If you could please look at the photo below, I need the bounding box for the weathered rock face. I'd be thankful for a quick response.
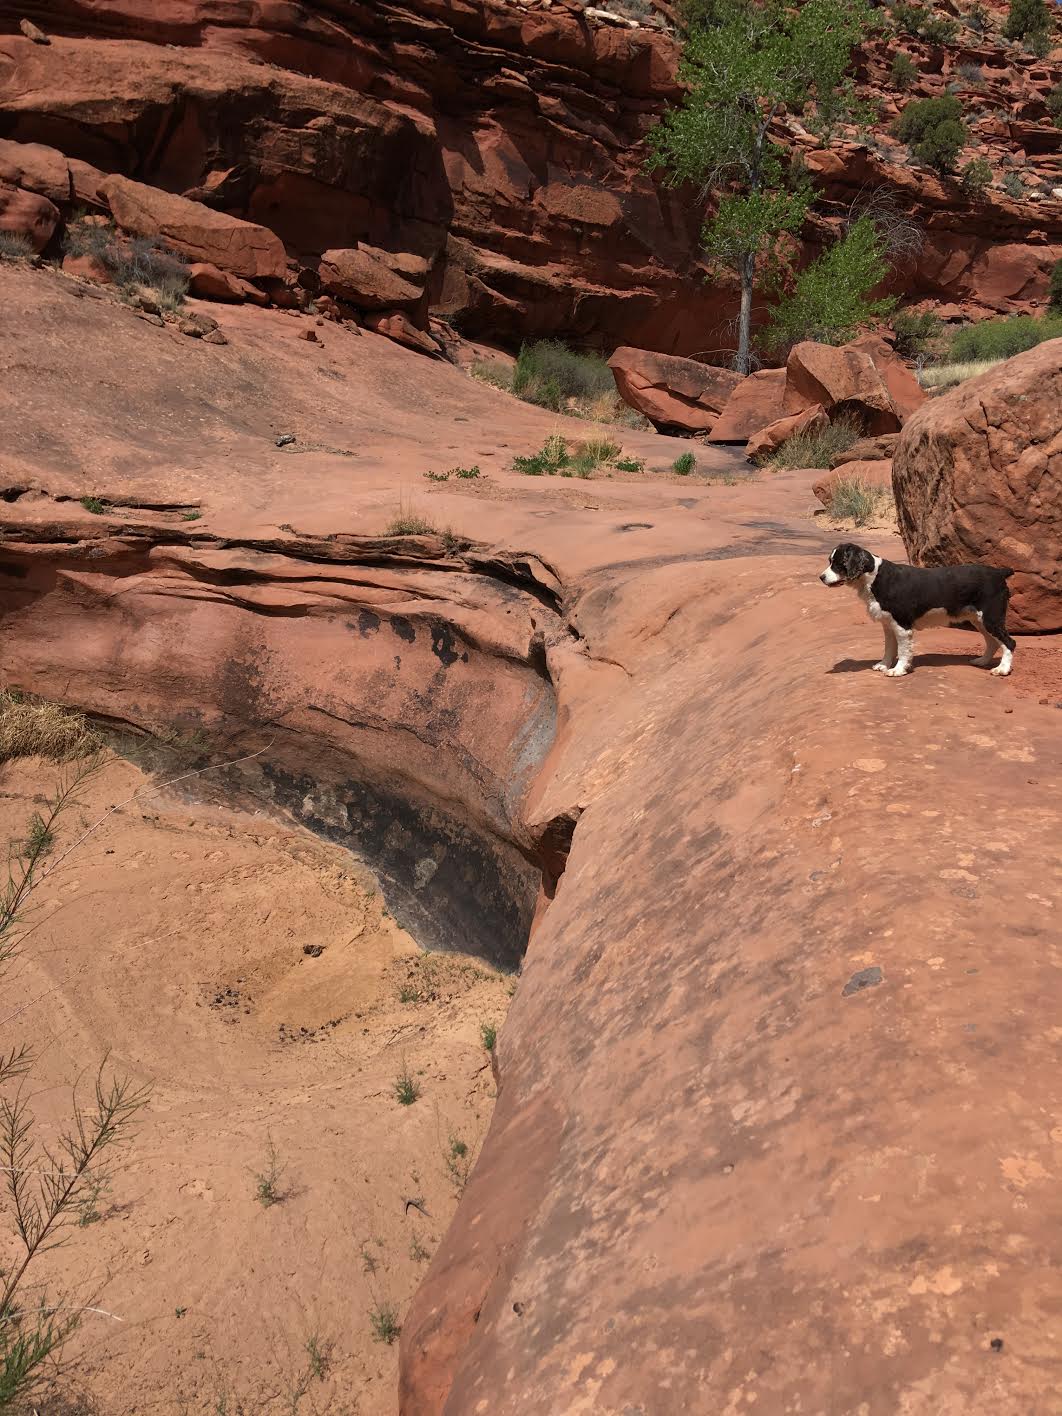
[4,1,1058,351]
[608,347,742,432]
[893,338,1062,630]
[706,367,787,443]
[783,341,905,435]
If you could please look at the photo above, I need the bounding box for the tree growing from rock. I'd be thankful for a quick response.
[895,95,967,173]
[647,0,873,373]
[763,216,896,352]
[1004,0,1053,51]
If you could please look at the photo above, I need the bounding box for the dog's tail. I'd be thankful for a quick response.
[1000,567,1017,579]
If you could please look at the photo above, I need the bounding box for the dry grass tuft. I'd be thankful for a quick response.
[0,691,99,763]
[918,358,1003,391]
[823,476,890,527]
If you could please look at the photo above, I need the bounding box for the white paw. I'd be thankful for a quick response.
[872,661,890,673]
[884,664,911,678]
[990,662,1012,677]
[971,655,995,668]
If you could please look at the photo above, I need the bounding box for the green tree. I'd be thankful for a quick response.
[1004,0,1051,43]
[763,217,896,352]
[895,94,967,173]
[647,0,873,373]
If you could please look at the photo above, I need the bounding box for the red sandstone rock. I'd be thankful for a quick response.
[319,246,429,310]
[188,262,246,302]
[848,334,926,422]
[296,327,319,343]
[608,348,742,433]
[365,310,440,357]
[745,403,828,461]
[19,17,48,44]
[0,138,105,207]
[100,175,287,280]
[706,368,786,442]
[829,432,900,468]
[812,458,894,507]
[783,342,901,435]
[894,340,1062,631]
[0,180,58,252]
[62,252,111,283]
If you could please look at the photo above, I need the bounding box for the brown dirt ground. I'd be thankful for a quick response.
[0,753,510,1415]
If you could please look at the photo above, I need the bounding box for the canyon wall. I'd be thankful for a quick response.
[2,0,1061,358]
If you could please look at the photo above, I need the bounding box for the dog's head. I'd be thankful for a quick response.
[820,543,876,586]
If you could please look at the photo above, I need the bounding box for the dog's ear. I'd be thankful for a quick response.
[842,544,874,579]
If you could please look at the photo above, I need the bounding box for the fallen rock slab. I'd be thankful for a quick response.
[893,338,1062,630]
[319,245,429,310]
[608,347,742,433]
[365,310,440,357]
[705,367,786,442]
[745,403,827,461]
[101,174,287,280]
[849,333,925,423]
[829,432,900,468]
[812,458,893,507]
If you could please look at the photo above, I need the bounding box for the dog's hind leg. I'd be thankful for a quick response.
[971,612,999,668]
[884,623,914,677]
[872,619,898,673]
[985,616,1015,677]
[977,596,1015,676]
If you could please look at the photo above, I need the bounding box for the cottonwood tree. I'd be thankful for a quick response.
[648,0,873,372]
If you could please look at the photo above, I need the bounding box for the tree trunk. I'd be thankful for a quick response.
[734,252,755,375]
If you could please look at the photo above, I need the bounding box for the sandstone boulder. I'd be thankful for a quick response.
[100,175,287,280]
[812,459,894,508]
[829,432,900,468]
[705,368,786,442]
[849,334,926,423]
[0,180,58,251]
[608,348,742,433]
[62,252,111,283]
[783,341,901,435]
[745,403,828,461]
[893,339,1062,630]
[188,262,247,302]
[319,245,429,311]
[364,310,441,357]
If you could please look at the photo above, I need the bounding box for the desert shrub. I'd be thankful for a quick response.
[960,155,993,194]
[62,216,189,305]
[891,307,943,357]
[948,312,1062,361]
[512,435,623,478]
[763,217,895,352]
[893,2,927,35]
[511,341,614,410]
[1049,259,1062,313]
[470,360,513,391]
[965,1,990,32]
[1000,171,1025,199]
[614,455,645,472]
[387,513,437,535]
[890,51,918,90]
[895,94,966,172]
[955,62,985,85]
[1045,82,1062,129]
[672,451,697,475]
[765,413,863,469]
[825,475,888,525]
[921,13,960,42]
[1003,0,1051,43]
[0,231,34,261]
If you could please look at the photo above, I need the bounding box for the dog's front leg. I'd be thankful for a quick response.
[872,619,898,673]
[884,623,914,677]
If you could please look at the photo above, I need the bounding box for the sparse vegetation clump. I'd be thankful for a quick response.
[369,1302,400,1345]
[1049,259,1062,314]
[672,451,697,475]
[895,94,966,173]
[480,1021,497,1052]
[1048,83,1062,129]
[80,495,106,515]
[890,51,918,90]
[511,340,615,412]
[960,156,993,195]
[918,358,1003,390]
[764,413,863,469]
[823,475,889,525]
[0,231,34,261]
[253,1136,286,1207]
[891,308,943,358]
[394,1067,420,1106]
[512,435,627,479]
[1003,0,1052,48]
[0,691,99,764]
[386,509,437,536]
[948,312,1062,362]
[1000,171,1025,200]
[63,215,190,308]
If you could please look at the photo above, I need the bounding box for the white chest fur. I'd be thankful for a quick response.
[855,558,885,622]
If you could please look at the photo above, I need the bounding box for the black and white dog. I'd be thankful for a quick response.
[820,543,1016,678]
